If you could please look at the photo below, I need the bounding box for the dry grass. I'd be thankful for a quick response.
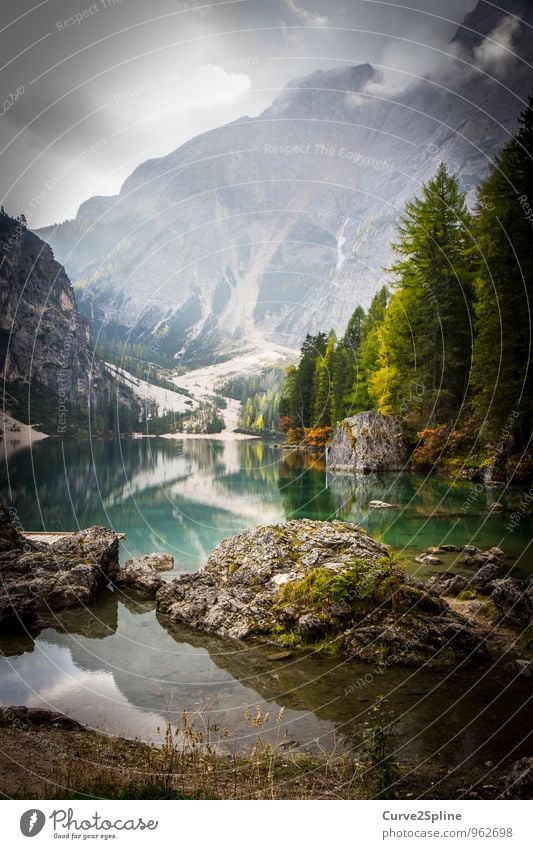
[0,707,360,800]
[0,704,514,800]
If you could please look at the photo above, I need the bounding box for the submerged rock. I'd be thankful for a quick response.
[415,553,443,565]
[156,519,487,666]
[0,505,119,634]
[326,411,406,473]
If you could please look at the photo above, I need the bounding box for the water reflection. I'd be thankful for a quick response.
[1,437,531,571]
[0,591,530,768]
[1,437,532,763]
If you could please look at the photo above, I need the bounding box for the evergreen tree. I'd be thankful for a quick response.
[348,287,389,413]
[331,305,366,421]
[370,164,474,425]
[312,330,336,427]
[471,97,533,449]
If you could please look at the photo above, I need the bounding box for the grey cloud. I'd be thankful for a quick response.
[0,0,479,226]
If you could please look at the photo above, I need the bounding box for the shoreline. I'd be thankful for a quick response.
[0,706,524,800]
[0,412,48,459]
[158,430,260,442]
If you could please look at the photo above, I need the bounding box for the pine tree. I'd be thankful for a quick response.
[348,287,389,413]
[370,164,474,425]
[312,330,336,427]
[332,305,366,421]
[471,97,533,449]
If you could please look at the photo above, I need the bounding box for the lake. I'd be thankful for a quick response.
[0,437,531,767]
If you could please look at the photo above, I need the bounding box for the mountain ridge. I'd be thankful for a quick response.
[37,0,533,367]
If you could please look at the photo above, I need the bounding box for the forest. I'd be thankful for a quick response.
[279,97,533,477]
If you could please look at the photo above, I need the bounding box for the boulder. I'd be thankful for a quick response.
[156,519,488,667]
[490,578,533,624]
[503,757,533,799]
[326,411,406,473]
[460,549,504,569]
[415,554,443,565]
[0,705,81,729]
[114,556,167,597]
[427,572,468,597]
[470,563,503,590]
[128,553,174,572]
[0,505,119,634]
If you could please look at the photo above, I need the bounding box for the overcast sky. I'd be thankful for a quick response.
[0,0,479,227]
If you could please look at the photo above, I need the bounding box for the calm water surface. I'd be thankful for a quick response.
[0,438,531,766]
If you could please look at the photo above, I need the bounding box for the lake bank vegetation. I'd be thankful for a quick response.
[280,100,533,481]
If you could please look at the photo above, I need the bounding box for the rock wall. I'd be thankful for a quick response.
[0,214,99,404]
[0,211,139,428]
[326,411,406,473]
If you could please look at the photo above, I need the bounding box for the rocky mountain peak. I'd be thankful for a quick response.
[36,1,533,366]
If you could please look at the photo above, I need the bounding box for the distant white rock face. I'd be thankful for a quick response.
[327,411,406,473]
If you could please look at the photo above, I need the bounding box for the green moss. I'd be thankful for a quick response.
[266,626,342,655]
[311,636,343,656]
[228,561,240,574]
[457,588,480,601]
[268,625,302,648]
[478,599,500,620]
[276,556,440,619]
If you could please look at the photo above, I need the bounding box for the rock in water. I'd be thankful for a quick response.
[114,555,170,596]
[132,553,174,572]
[0,505,119,634]
[156,519,487,666]
[327,412,406,473]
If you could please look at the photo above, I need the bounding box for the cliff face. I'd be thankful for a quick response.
[326,412,406,473]
[0,212,136,430]
[38,0,533,364]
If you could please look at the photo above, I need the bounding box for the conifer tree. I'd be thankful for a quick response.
[371,164,474,425]
[471,97,533,449]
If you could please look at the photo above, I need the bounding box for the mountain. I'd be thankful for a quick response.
[0,210,138,432]
[38,0,533,367]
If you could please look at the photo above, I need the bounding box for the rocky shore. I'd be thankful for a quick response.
[0,505,119,634]
[0,705,530,800]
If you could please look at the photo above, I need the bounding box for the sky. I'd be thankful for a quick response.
[0,0,480,227]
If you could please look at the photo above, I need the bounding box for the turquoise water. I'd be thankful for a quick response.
[2,437,532,573]
[0,437,531,764]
